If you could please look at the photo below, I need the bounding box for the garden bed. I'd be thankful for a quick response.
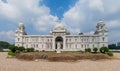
[15,52,112,62]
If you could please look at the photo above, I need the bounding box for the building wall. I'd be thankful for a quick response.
[15,34,108,51]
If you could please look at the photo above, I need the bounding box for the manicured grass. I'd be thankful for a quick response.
[8,51,15,56]
[112,51,120,53]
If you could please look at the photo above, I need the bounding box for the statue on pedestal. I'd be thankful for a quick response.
[56,42,61,53]
[57,42,61,49]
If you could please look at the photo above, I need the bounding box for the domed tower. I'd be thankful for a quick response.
[15,22,27,35]
[15,22,27,47]
[95,21,108,35]
[95,21,108,47]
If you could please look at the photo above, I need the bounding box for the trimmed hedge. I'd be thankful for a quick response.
[8,45,18,53]
[93,48,98,53]
[18,46,25,52]
[106,52,113,56]
[85,48,91,53]
[100,47,109,53]
[26,48,34,52]
[0,48,3,52]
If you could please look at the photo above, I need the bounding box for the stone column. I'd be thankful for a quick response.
[63,36,66,50]
[52,37,55,50]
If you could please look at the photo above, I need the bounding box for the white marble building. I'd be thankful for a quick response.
[15,21,108,51]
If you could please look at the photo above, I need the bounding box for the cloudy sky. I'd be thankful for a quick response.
[0,0,120,44]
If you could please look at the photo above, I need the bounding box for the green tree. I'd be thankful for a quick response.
[18,46,25,52]
[93,48,98,53]
[8,45,18,53]
[108,44,116,49]
[26,48,34,52]
[0,41,10,49]
[100,47,109,53]
[85,48,91,53]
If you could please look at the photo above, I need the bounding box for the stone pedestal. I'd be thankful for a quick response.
[56,50,61,53]
[56,42,61,53]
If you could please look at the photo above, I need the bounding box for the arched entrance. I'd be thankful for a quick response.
[55,36,63,49]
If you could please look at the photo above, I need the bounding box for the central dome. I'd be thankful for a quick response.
[54,21,65,30]
[51,21,68,34]
[54,24,65,30]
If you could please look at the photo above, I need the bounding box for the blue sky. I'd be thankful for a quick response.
[42,0,77,19]
[0,0,120,44]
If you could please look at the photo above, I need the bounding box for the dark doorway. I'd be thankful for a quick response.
[55,36,63,49]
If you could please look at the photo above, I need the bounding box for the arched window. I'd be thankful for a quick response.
[36,44,38,48]
[69,39,71,42]
[93,44,94,47]
[87,44,89,48]
[81,44,83,48]
[102,37,105,41]
[75,44,77,48]
[18,38,20,41]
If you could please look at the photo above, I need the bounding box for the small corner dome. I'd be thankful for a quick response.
[54,22,65,30]
[19,22,24,27]
[98,20,104,24]
[97,20,105,26]
[98,20,104,23]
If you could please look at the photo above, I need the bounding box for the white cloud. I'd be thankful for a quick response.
[103,0,120,14]
[0,31,15,44]
[89,0,104,12]
[0,0,58,32]
[0,0,20,19]
[89,0,120,14]
[35,15,58,32]
[106,20,120,43]
[63,0,87,34]
[106,20,120,29]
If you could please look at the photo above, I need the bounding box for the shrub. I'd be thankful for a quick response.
[18,46,25,52]
[15,50,20,54]
[8,45,18,53]
[100,47,109,53]
[0,48,3,52]
[54,50,56,52]
[26,48,30,52]
[93,48,98,53]
[85,49,87,52]
[85,48,91,53]
[42,50,45,52]
[87,48,91,52]
[8,51,15,56]
[26,48,34,52]
[35,50,39,52]
[106,52,113,56]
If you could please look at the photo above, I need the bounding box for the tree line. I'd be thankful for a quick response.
[108,44,120,50]
[0,41,12,51]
